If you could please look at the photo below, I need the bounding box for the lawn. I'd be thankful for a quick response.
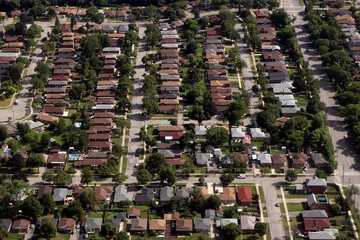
[0,96,14,108]
[230,81,240,88]
[258,186,266,203]
[6,233,24,240]
[131,236,164,240]
[112,137,122,145]
[195,167,207,174]
[38,234,70,240]
[182,233,212,240]
[327,184,339,193]
[286,202,305,212]
[87,212,103,218]
[284,194,308,199]
[121,157,127,174]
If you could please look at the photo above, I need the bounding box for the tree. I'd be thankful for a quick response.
[116,231,129,240]
[186,40,199,54]
[10,153,26,169]
[0,125,8,141]
[189,187,206,212]
[285,169,298,183]
[159,166,177,185]
[255,222,267,236]
[53,170,72,186]
[145,153,168,175]
[329,203,342,215]
[198,176,206,186]
[137,169,152,185]
[227,100,247,126]
[78,188,98,210]
[206,195,221,210]
[0,226,7,239]
[220,173,235,186]
[223,207,237,218]
[221,223,242,240]
[287,130,304,152]
[100,223,116,238]
[170,195,185,211]
[42,170,56,183]
[21,196,44,221]
[112,144,125,159]
[40,193,55,215]
[315,169,328,180]
[349,184,360,198]
[206,126,229,147]
[112,173,127,184]
[40,221,57,240]
[81,167,94,185]
[64,200,85,220]
[26,154,45,169]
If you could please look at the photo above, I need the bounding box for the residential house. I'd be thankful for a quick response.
[195,125,208,139]
[302,210,330,232]
[272,154,288,168]
[250,128,266,139]
[104,218,122,232]
[217,218,238,229]
[149,219,166,234]
[196,152,211,166]
[176,188,191,201]
[158,125,184,141]
[306,178,327,194]
[160,186,174,204]
[194,218,212,233]
[36,185,53,199]
[217,187,236,205]
[11,219,30,233]
[258,153,272,167]
[95,186,114,204]
[237,186,252,206]
[135,188,154,205]
[0,219,12,232]
[83,218,102,233]
[240,215,256,233]
[204,209,216,219]
[231,127,246,140]
[53,188,72,204]
[47,153,67,168]
[311,153,328,168]
[57,218,75,233]
[176,219,193,235]
[307,194,329,210]
[113,185,133,204]
[308,229,339,240]
[127,208,141,219]
[291,153,308,169]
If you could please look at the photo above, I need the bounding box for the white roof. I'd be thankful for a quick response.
[258,153,272,164]
[308,229,339,240]
[231,127,246,138]
[18,120,44,130]
[250,128,266,138]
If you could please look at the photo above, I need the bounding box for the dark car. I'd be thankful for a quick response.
[135,148,140,157]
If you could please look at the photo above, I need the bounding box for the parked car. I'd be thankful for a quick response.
[237,174,246,179]
[275,203,280,207]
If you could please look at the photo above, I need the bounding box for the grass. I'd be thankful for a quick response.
[131,236,164,240]
[280,203,285,213]
[286,202,304,212]
[38,234,71,240]
[258,186,266,203]
[6,233,24,240]
[112,137,122,145]
[328,184,339,193]
[121,157,127,174]
[87,212,103,218]
[231,81,240,88]
[0,96,14,108]
[284,194,308,199]
[181,233,210,240]
[195,167,207,174]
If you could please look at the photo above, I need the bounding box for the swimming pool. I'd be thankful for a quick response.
[69,154,82,161]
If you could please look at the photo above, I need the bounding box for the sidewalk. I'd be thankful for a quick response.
[280,186,294,240]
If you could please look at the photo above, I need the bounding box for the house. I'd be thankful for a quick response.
[195,125,208,139]
[104,218,122,231]
[47,153,67,168]
[231,127,246,140]
[160,186,174,204]
[83,218,103,233]
[196,152,211,166]
[311,153,328,168]
[217,187,237,205]
[113,185,133,204]
[308,229,339,240]
[200,207,215,219]
[176,188,191,201]
[57,218,76,233]
[240,215,256,233]
[135,188,154,205]
[127,207,141,219]
[158,125,184,141]
[217,218,238,229]
[194,218,212,233]
[237,186,252,206]
[258,153,272,167]
[302,210,330,232]
[36,113,59,124]
[127,218,148,234]
[0,219,12,232]
[272,154,288,168]
[250,128,266,139]
[36,185,53,199]
[53,188,72,204]
[95,186,114,204]
[176,219,193,235]
[148,219,166,234]
[306,178,327,194]
[115,212,127,221]
[291,153,308,168]
[307,194,329,210]
[11,219,30,233]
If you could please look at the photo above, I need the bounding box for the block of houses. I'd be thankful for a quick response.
[308,229,339,240]
[160,186,174,204]
[302,210,330,232]
[135,188,154,205]
[258,153,272,167]
[83,218,103,233]
[307,194,329,210]
[0,219,12,232]
[176,219,193,235]
[113,185,133,204]
[311,153,328,168]
[127,207,141,219]
[57,218,76,233]
[240,215,256,233]
[271,154,288,168]
[11,219,30,233]
[194,218,212,233]
[237,186,252,206]
[158,125,184,141]
[95,186,114,204]
[149,219,166,234]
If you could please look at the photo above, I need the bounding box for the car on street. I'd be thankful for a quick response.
[135,148,140,157]
[275,203,280,207]
[237,174,246,179]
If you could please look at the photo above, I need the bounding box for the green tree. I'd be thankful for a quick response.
[287,130,304,152]
[255,222,267,236]
[64,200,85,220]
[112,173,127,184]
[40,221,57,240]
[198,176,206,186]
[220,173,235,186]
[78,188,98,210]
[223,207,237,218]
[100,223,116,238]
[112,144,124,159]
[42,170,56,183]
[21,196,44,221]
[0,125,8,141]
[315,169,328,180]
[206,195,221,210]
[53,170,72,186]
[137,169,152,185]
[40,193,55,215]
[145,153,168,175]
[26,154,45,169]
[285,169,298,183]
[159,166,177,185]
[206,126,229,147]
[186,40,199,54]
[0,226,8,239]
[170,195,185,211]
[227,100,247,126]
[189,187,206,212]
[17,123,31,137]
[81,167,94,185]
[221,223,242,240]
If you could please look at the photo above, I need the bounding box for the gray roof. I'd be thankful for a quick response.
[135,188,154,203]
[281,108,301,114]
[104,219,122,230]
[113,185,133,203]
[176,189,191,199]
[231,127,246,139]
[240,215,256,230]
[53,188,68,202]
[307,193,317,206]
[0,219,12,232]
[217,218,238,228]
[45,87,67,93]
[258,154,272,164]
[308,229,339,240]
[157,149,175,158]
[302,210,328,218]
[307,178,327,187]
[196,152,211,165]
[205,209,216,219]
[311,153,327,166]
[194,218,212,232]
[115,212,127,220]
[250,128,266,138]
[85,218,102,229]
[18,120,44,130]
[118,25,129,33]
[160,186,174,202]
[195,125,207,136]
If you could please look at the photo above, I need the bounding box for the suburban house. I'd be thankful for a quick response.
[53,188,72,204]
[250,128,267,139]
[158,125,184,141]
[307,194,329,210]
[258,153,272,167]
[160,186,174,204]
[205,209,216,219]
[308,229,339,240]
[271,154,288,168]
[103,218,122,231]
[304,178,328,194]
[148,219,166,234]
[176,188,191,202]
[95,186,114,204]
[47,153,67,168]
[196,152,211,166]
[57,218,76,233]
[194,218,212,233]
[127,208,141,219]
[82,218,103,233]
[231,127,247,140]
[113,185,133,204]
[302,210,330,232]
[217,218,238,229]
[195,125,208,139]
[240,215,256,233]
[311,153,328,168]
[135,188,154,205]
[176,219,193,235]
[36,185,53,199]
[216,187,237,205]
[291,153,308,168]
[237,186,253,206]
[11,219,30,233]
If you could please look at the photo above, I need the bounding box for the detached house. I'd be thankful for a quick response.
[158,125,184,141]
[58,218,76,233]
[149,219,166,234]
[129,219,148,234]
[95,186,114,204]
[237,186,252,206]
[160,186,174,204]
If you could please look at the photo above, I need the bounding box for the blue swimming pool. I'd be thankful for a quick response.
[69,154,82,161]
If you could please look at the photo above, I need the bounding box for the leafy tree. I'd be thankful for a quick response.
[206,195,221,210]
[220,173,235,186]
[145,153,168,175]
[21,196,44,221]
[40,193,55,215]
[0,125,8,141]
[137,169,152,185]
[189,187,206,212]
[53,170,72,186]
[40,221,57,240]
[100,223,116,238]
[227,100,247,126]
[223,207,237,218]
[78,188,98,210]
[159,166,177,185]
[198,176,206,186]
[329,203,342,215]
[64,200,85,221]
[42,170,56,183]
[206,126,229,147]
[112,144,124,159]
[315,169,328,180]
[221,223,242,240]
[144,24,161,49]
[10,153,26,169]
[112,173,127,184]
[186,40,199,54]
[255,222,267,236]
[285,169,298,183]
[170,195,185,211]
[81,167,94,185]
[0,226,8,239]
[26,154,45,169]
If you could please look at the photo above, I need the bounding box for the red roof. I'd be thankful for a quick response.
[237,187,252,203]
[303,218,330,231]
[159,132,183,140]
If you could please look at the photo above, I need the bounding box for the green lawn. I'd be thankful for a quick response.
[121,157,127,174]
[286,202,305,212]
[38,234,70,240]
[0,96,14,108]
[112,137,122,145]
[258,186,266,203]
[182,233,213,240]
[6,233,24,240]
[284,194,308,199]
[195,167,207,174]
[131,236,164,240]
[327,184,339,193]
[87,212,103,218]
